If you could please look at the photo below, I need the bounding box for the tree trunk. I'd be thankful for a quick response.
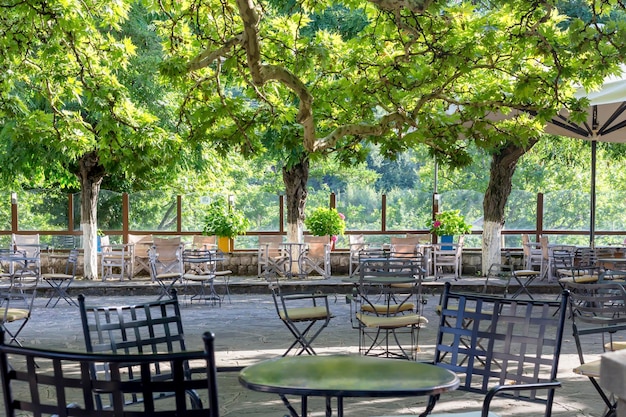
[77,151,106,279]
[282,157,309,243]
[482,140,537,275]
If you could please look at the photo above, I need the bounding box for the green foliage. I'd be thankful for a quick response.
[202,200,250,239]
[304,208,346,237]
[429,210,472,236]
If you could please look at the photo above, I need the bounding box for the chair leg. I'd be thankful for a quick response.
[281,318,329,356]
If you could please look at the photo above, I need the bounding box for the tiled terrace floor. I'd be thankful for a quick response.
[1,275,617,416]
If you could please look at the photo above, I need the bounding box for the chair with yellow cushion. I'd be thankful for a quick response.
[0,261,37,346]
[269,281,333,356]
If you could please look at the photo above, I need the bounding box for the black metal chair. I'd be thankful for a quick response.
[565,281,626,417]
[269,281,333,356]
[42,248,79,307]
[78,290,193,410]
[354,257,427,360]
[0,329,220,417]
[419,283,569,417]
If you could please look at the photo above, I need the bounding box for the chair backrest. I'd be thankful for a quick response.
[258,235,284,258]
[0,329,220,417]
[11,233,41,260]
[128,233,153,256]
[183,249,217,275]
[78,291,189,410]
[62,248,79,276]
[150,238,184,275]
[433,283,569,417]
[193,234,217,249]
[304,235,329,258]
[566,281,626,355]
[359,256,426,281]
[390,235,421,258]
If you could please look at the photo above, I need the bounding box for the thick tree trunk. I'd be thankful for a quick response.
[482,140,537,275]
[78,151,106,279]
[282,158,309,243]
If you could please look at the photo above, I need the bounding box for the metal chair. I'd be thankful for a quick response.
[11,233,42,280]
[565,281,626,417]
[42,248,79,307]
[182,249,222,306]
[354,257,427,360]
[269,281,333,356]
[298,235,331,278]
[0,329,220,417]
[148,242,183,300]
[417,283,569,417]
[0,263,37,346]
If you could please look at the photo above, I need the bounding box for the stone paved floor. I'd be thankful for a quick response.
[0,276,618,416]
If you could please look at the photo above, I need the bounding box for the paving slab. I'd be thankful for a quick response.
[0,276,614,417]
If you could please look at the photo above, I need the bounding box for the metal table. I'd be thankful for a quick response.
[239,354,459,417]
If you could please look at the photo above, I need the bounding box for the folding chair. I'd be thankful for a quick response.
[565,281,626,417]
[149,244,183,300]
[269,281,333,356]
[0,265,37,346]
[128,233,153,277]
[0,329,220,417]
[298,235,331,278]
[42,248,79,307]
[258,235,289,279]
[192,234,217,249]
[354,257,427,360]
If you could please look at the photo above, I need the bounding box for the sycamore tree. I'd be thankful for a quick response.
[0,2,188,278]
[155,0,625,272]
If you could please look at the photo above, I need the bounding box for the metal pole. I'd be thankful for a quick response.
[590,139,597,247]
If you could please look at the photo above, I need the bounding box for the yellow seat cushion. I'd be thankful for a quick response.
[0,308,29,322]
[559,275,599,284]
[279,306,329,321]
[356,313,428,328]
[605,341,626,351]
[574,360,601,378]
[361,303,415,314]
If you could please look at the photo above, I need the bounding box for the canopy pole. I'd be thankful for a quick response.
[590,139,597,247]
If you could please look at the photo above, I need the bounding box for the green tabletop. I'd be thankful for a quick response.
[239,354,459,398]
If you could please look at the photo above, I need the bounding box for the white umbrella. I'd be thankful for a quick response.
[542,65,626,245]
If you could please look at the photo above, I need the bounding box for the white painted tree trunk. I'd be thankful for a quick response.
[482,220,502,276]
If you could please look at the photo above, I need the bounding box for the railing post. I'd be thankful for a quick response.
[536,192,544,242]
[381,194,387,232]
[330,193,336,209]
[279,195,284,234]
[176,195,182,233]
[11,192,18,233]
[122,193,129,244]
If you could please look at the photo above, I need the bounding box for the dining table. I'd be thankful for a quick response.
[239,354,459,417]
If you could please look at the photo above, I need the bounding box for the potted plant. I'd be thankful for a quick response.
[428,210,471,245]
[304,207,346,248]
[202,200,250,252]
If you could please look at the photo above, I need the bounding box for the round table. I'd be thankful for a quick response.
[239,354,459,417]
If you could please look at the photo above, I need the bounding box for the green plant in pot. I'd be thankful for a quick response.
[203,200,249,252]
[428,209,471,237]
[304,208,346,246]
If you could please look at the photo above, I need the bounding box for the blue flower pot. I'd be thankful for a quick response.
[441,235,453,250]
